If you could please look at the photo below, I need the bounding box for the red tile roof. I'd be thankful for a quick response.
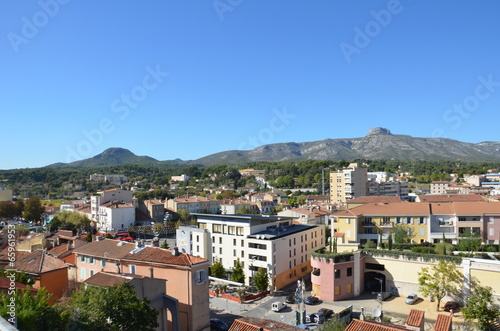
[14,250,68,274]
[0,276,38,293]
[347,196,402,204]
[122,247,207,266]
[434,314,452,331]
[405,309,425,327]
[417,194,486,203]
[345,319,412,331]
[73,238,137,259]
[84,271,144,287]
[229,317,305,330]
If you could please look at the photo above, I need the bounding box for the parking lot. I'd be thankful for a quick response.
[210,289,467,329]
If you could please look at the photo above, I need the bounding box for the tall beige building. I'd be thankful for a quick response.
[330,163,368,206]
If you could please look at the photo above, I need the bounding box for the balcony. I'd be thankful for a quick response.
[380,221,393,228]
[439,221,454,227]
[362,221,376,227]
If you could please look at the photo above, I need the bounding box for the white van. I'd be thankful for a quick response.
[271,301,287,312]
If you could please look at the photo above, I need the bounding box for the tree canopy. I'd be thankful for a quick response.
[253,267,269,292]
[461,285,500,330]
[418,260,462,311]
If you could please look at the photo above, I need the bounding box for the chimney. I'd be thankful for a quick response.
[173,247,179,256]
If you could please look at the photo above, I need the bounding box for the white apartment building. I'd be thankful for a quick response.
[177,214,324,292]
[430,181,450,195]
[171,174,190,182]
[368,179,409,201]
[97,201,135,232]
[330,163,368,206]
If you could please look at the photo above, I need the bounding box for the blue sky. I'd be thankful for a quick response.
[2,1,500,169]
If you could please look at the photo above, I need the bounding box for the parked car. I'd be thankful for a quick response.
[317,308,335,320]
[285,294,296,304]
[306,312,325,324]
[271,301,287,312]
[405,294,418,305]
[305,296,319,305]
[376,292,392,301]
[210,318,229,331]
[443,301,459,312]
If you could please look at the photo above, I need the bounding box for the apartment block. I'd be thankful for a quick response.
[330,163,368,206]
[179,213,324,292]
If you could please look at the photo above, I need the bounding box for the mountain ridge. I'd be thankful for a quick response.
[45,128,500,168]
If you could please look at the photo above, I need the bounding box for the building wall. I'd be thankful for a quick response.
[39,268,68,304]
[0,190,13,202]
[122,262,210,331]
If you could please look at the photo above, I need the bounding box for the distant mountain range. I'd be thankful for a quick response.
[47,128,500,168]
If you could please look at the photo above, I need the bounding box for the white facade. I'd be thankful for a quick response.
[181,214,324,291]
[97,202,135,231]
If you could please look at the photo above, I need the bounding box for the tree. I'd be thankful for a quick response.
[177,209,192,223]
[23,197,45,223]
[0,286,64,331]
[0,201,17,218]
[458,228,483,254]
[49,210,91,233]
[66,283,158,331]
[231,258,245,283]
[391,224,415,244]
[253,267,269,292]
[235,206,258,215]
[462,285,500,330]
[388,234,393,250]
[418,260,462,311]
[160,240,169,249]
[211,258,226,279]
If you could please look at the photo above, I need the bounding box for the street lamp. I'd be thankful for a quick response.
[374,277,383,298]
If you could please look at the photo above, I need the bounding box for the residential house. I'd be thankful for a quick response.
[430,181,450,195]
[139,199,166,222]
[84,271,179,331]
[166,195,220,214]
[219,199,259,215]
[13,250,69,304]
[97,200,136,232]
[74,239,209,331]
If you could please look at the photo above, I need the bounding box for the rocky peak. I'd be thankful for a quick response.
[366,127,392,136]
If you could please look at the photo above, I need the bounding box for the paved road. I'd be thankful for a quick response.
[210,281,468,329]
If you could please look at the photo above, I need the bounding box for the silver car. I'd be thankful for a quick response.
[405,294,418,305]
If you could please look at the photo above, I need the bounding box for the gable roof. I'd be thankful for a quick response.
[416,194,486,203]
[347,196,402,204]
[229,317,305,330]
[405,309,425,327]
[334,202,431,217]
[345,319,413,331]
[84,271,144,287]
[434,314,452,331]
[73,238,136,259]
[14,250,68,274]
[121,247,207,267]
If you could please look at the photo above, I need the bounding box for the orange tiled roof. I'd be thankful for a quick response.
[347,196,402,204]
[345,319,412,331]
[73,238,136,259]
[417,194,486,202]
[434,314,452,331]
[84,271,144,287]
[122,247,207,266]
[14,250,68,274]
[229,317,305,330]
[406,309,425,327]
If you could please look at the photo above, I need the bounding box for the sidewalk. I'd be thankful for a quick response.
[209,293,273,315]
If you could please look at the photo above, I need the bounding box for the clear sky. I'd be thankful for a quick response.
[2,1,500,169]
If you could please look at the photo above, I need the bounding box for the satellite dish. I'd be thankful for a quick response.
[372,308,382,318]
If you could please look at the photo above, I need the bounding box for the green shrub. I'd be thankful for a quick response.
[434,243,453,255]
[411,246,435,254]
[365,241,377,249]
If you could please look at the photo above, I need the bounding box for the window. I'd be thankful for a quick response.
[420,228,425,236]
[347,267,352,277]
[219,247,222,254]
[196,235,199,242]
[149,267,154,278]
[406,217,412,224]
[219,237,222,244]
[212,237,215,243]
[365,228,373,234]
[458,217,466,222]
[335,269,341,279]
[89,269,94,277]
[195,269,207,285]
[347,284,352,293]
[236,227,244,236]
[229,226,235,235]
[395,217,401,224]
[199,223,207,229]
[335,286,341,295]
[383,217,390,223]
[241,240,244,247]
[419,217,425,224]
[213,224,222,233]
[79,255,85,262]
[234,249,236,257]
[196,245,199,253]
[100,258,106,267]
[233,239,236,246]
[129,265,136,274]
[346,218,350,224]
[289,239,291,247]
[489,217,494,224]
[80,267,86,279]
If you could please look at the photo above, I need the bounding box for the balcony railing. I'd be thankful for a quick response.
[362,221,376,227]
[380,221,393,228]
[439,221,453,227]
